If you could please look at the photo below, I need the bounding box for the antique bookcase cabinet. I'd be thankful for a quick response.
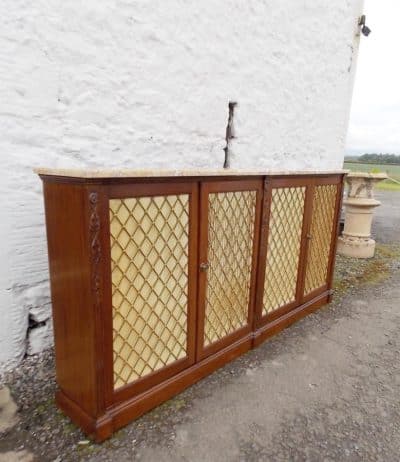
[37,170,344,441]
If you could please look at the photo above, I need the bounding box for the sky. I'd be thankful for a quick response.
[345,0,400,156]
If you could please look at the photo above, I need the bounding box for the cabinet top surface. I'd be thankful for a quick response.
[35,168,347,179]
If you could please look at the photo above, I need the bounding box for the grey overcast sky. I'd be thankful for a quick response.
[346,0,400,155]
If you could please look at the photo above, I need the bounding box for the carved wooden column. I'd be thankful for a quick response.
[337,172,387,258]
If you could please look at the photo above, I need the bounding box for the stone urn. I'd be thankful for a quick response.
[337,172,387,258]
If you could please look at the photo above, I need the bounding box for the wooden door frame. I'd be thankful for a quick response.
[101,180,199,406]
[254,176,313,328]
[196,178,263,361]
[326,176,345,301]
[300,175,343,304]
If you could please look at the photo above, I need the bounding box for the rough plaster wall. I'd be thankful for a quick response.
[0,0,364,369]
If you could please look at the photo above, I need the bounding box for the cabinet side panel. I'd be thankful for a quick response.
[43,181,97,416]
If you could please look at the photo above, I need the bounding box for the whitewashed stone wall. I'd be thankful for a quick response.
[0,0,364,369]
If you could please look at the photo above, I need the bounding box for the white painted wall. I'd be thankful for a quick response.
[0,0,364,369]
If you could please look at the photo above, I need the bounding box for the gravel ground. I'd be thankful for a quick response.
[1,190,399,462]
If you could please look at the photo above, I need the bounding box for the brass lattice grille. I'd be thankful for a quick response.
[263,187,305,314]
[204,190,257,346]
[110,195,189,390]
[304,184,338,294]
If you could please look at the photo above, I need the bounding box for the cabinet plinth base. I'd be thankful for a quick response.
[56,391,113,443]
[253,291,331,347]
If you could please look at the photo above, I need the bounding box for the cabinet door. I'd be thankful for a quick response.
[255,177,309,326]
[301,177,342,302]
[197,179,262,359]
[105,181,198,403]
[255,175,342,327]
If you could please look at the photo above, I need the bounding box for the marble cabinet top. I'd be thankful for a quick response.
[34,167,348,179]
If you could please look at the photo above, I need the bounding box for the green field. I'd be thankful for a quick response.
[343,162,400,191]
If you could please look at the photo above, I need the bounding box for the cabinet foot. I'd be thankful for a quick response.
[56,391,113,443]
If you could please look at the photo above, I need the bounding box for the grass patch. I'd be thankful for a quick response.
[334,243,400,297]
[374,181,400,191]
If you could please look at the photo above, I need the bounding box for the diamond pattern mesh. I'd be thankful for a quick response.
[110,195,189,390]
[263,187,305,315]
[304,184,338,294]
[204,190,257,346]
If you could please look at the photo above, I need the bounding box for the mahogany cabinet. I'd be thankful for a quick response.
[37,170,344,441]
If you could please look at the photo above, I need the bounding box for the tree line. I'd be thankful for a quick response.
[346,154,400,165]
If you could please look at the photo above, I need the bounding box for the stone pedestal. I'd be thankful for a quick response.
[337,172,387,258]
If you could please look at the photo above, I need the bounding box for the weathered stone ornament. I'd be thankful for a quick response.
[337,172,387,259]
